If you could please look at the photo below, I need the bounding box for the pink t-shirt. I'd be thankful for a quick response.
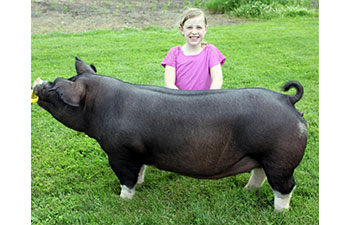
[161,44,226,90]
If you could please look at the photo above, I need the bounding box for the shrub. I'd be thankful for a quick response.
[233,1,278,19]
[201,0,244,13]
[198,0,318,19]
[282,6,314,17]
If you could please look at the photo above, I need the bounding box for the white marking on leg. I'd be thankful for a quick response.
[244,168,267,190]
[273,187,295,212]
[137,165,146,185]
[120,185,135,199]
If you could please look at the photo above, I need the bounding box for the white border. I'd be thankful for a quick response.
[0,1,31,224]
[320,1,350,224]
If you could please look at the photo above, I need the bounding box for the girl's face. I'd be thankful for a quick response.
[180,15,208,47]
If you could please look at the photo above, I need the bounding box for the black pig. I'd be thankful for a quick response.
[33,57,307,212]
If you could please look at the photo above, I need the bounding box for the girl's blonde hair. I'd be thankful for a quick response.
[179,8,208,28]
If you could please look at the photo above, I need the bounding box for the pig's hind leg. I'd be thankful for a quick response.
[261,160,298,212]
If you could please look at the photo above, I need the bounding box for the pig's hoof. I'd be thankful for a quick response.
[273,188,294,213]
[120,193,133,199]
[274,206,290,213]
[243,185,257,191]
[120,185,135,199]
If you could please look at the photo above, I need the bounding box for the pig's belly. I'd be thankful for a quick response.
[153,155,260,179]
[151,142,260,179]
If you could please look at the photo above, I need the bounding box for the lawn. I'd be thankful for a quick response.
[31,16,319,224]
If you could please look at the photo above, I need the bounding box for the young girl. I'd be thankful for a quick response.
[161,8,226,90]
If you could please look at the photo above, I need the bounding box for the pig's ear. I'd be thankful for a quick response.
[90,64,97,73]
[75,57,96,75]
[55,78,86,107]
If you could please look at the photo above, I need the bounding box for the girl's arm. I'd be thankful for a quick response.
[210,64,223,89]
[164,65,179,89]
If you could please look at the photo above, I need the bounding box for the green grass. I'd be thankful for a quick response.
[31,17,319,224]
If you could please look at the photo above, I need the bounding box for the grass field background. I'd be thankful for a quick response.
[31,17,319,224]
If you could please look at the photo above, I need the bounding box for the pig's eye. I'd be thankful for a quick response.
[47,82,57,92]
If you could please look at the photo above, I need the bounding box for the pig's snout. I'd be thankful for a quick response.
[33,77,44,88]
[32,77,49,97]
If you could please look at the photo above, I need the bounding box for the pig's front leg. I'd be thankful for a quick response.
[108,155,142,199]
[120,185,135,199]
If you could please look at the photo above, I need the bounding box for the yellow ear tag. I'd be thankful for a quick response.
[31,90,39,104]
